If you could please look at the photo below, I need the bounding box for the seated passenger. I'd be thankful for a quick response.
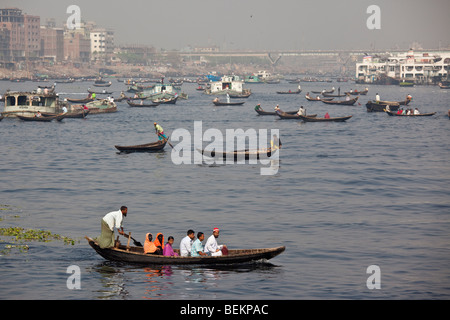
[163,236,179,256]
[153,233,164,255]
[191,232,208,257]
[144,233,157,254]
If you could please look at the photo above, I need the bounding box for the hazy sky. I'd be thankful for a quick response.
[4,0,450,51]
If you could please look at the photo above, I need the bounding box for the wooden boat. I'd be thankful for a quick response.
[127,101,159,107]
[365,101,400,112]
[321,97,358,105]
[229,92,251,98]
[115,138,168,152]
[88,89,113,95]
[322,92,347,97]
[378,98,411,106]
[345,89,368,95]
[299,115,352,122]
[386,111,436,117]
[255,108,297,116]
[86,236,285,265]
[213,100,245,106]
[93,82,112,87]
[66,97,94,103]
[0,115,4,121]
[311,88,334,94]
[305,95,332,102]
[200,147,275,161]
[438,82,450,89]
[152,96,178,104]
[277,112,317,119]
[17,114,65,122]
[276,89,301,94]
[64,110,90,118]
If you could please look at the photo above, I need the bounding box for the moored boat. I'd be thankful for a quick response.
[66,96,94,103]
[86,236,285,265]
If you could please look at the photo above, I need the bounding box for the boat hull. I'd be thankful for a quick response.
[86,237,285,265]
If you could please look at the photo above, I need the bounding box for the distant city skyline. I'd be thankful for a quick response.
[4,0,450,51]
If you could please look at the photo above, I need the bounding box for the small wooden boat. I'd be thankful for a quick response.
[255,108,298,116]
[321,97,358,105]
[93,82,112,87]
[277,112,317,119]
[345,89,368,95]
[200,147,275,161]
[305,95,332,102]
[438,82,450,89]
[322,92,347,97]
[299,115,352,122]
[17,114,65,122]
[64,110,90,118]
[66,97,94,103]
[152,96,178,104]
[213,100,245,106]
[311,88,334,94]
[115,138,168,152]
[378,98,411,106]
[365,101,400,112]
[386,111,436,117]
[88,89,113,95]
[229,92,251,98]
[276,89,301,94]
[86,236,285,265]
[127,101,159,107]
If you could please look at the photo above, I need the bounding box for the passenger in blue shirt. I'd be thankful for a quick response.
[191,232,208,257]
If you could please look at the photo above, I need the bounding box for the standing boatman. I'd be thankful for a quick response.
[154,122,167,140]
[98,206,128,248]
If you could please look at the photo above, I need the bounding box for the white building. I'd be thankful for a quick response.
[90,28,114,56]
[356,49,450,84]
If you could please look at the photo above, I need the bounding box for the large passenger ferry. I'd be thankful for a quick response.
[1,90,68,117]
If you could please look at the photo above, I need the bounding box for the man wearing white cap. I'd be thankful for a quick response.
[205,228,227,256]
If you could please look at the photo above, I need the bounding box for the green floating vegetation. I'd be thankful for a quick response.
[0,227,76,245]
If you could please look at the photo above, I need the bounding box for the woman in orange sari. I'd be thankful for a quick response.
[153,233,164,255]
[144,233,157,254]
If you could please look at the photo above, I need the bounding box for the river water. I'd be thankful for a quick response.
[0,79,449,301]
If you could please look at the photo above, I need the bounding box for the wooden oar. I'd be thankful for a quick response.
[123,233,143,247]
[158,133,174,149]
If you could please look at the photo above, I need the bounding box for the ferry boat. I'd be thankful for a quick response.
[356,49,450,85]
[1,90,68,117]
[141,83,183,100]
[203,75,251,96]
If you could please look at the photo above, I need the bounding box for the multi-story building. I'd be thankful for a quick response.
[40,25,64,62]
[356,49,450,84]
[64,30,90,62]
[90,28,114,59]
[0,8,41,62]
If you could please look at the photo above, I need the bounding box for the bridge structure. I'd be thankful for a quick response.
[177,49,433,66]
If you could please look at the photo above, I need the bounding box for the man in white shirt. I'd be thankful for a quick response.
[98,206,127,248]
[297,106,306,116]
[205,228,226,256]
[179,229,195,257]
[414,108,420,115]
